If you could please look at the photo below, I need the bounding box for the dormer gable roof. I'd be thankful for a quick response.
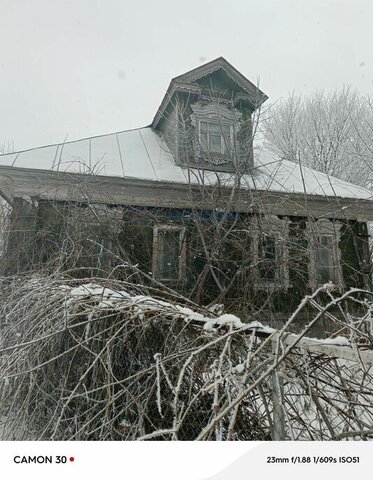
[152,57,268,129]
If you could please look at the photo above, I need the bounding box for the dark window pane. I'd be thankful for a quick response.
[259,235,277,281]
[200,132,208,150]
[222,124,230,135]
[209,122,222,134]
[209,134,222,153]
[288,222,308,284]
[315,235,335,283]
[158,230,182,280]
[221,134,229,153]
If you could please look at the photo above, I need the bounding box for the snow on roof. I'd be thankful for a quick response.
[0,126,371,201]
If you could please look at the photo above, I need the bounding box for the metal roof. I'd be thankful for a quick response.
[0,126,371,201]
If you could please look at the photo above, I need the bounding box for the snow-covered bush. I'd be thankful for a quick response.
[0,274,372,440]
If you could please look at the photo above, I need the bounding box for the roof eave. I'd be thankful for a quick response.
[152,82,202,129]
[1,165,372,221]
[152,57,268,129]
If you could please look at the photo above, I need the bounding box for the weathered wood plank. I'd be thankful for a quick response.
[0,166,372,220]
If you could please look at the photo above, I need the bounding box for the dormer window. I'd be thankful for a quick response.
[152,57,267,172]
[200,121,231,155]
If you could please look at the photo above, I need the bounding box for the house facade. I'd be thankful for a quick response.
[0,58,372,319]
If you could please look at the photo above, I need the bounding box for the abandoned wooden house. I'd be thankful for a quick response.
[0,57,372,318]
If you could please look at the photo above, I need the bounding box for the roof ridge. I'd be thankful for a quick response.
[0,125,152,157]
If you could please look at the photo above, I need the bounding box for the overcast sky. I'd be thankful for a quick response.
[0,0,372,151]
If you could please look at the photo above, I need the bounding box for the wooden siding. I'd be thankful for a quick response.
[1,202,370,329]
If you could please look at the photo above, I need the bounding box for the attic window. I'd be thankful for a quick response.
[199,121,231,154]
[152,225,186,282]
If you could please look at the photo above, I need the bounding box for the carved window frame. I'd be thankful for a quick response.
[152,225,187,283]
[191,102,242,166]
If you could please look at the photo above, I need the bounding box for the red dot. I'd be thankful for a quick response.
[69,457,75,462]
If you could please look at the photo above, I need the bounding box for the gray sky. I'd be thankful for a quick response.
[1,0,372,151]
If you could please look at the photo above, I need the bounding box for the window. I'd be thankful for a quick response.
[215,232,247,288]
[191,102,239,167]
[288,221,309,285]
[152,225,186,282]
[199,121,231,154]
[258,234,277,282]
[307,220,343,289]
[251,219,289,290]
[314,234,337,284]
